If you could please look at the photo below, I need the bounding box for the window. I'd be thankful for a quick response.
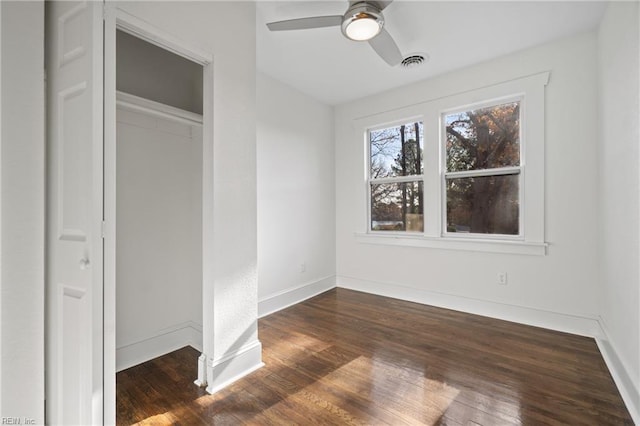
[357,72,548,255]
[368,121,424,232]
[443,100,522,237]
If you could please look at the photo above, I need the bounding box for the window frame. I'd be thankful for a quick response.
[366,118,425,234]
[440,95,525,241]
[355,71,549,255]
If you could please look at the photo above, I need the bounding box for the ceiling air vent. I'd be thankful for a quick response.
[401,53,428,69]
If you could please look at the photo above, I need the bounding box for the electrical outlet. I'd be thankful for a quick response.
[497,272,508,285]
[300,263,306,273]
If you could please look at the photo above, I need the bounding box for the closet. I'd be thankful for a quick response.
[115,30,203,371]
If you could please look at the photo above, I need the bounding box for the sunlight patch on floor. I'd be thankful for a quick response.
[365,355,461,423]
[131,408,182,425]
[268,327,333,355]
[193,394,215,409]
[257,354,461,424]
[462,381,523,424]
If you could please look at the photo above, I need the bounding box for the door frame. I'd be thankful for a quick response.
[103,6,213,423]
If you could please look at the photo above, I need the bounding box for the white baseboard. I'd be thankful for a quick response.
[336,275,601,337]
[596,320,640,424]
[116,321,202,372]
[205,340,264,394]
[258,275,336,318]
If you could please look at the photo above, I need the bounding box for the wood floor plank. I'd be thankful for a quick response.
[117,288,633,425]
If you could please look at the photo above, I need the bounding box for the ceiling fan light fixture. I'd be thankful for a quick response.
[341,4,383,41]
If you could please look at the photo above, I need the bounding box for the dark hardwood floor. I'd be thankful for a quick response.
[116,288,633,425]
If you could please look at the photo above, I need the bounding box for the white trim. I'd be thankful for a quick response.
[367,115,424,133]
[201,56,215,373]
[0,1,3,411]
[258,276,337,318]
[355,232,547,256]
[596,320,640,424]
[114,8,212,66]
[194,354,207,387]
[205,340,264,395]
[116,91,203,126]
[336,275,600,337]
[89,3,105,424]
[103,5,117,424]
[116,321,203,372]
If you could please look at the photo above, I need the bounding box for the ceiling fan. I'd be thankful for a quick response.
[266,1,403,66]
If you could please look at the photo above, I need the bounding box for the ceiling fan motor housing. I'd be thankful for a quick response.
[341,2,384,41]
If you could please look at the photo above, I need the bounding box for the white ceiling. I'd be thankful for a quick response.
[256,1,608,105]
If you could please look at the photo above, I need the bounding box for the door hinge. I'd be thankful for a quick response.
[101,221,106,239]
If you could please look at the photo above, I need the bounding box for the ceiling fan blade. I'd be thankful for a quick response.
[375,0,394,11]
[267,15,343,32]
[368,28,403,66]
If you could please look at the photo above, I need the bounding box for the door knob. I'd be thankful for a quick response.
[79,258,90,270]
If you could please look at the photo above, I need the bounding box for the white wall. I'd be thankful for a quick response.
[0,1,45,422]
[597,1,640,420]
[257,73,336,316]
[335,32,601,333]
[116,106,202,371]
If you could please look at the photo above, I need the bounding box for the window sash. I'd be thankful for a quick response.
[444,166,521,180]
[367,121,424,181]
[369,174,425,185]
[440,98,524,239]
[442,170,523,239]
[367,120,425,233]
[368,177,424,233]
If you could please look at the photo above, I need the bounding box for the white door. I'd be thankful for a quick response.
[45,1,104,424]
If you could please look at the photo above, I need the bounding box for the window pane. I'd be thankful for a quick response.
[445,102,520,172]
[446,174,519,235]
[371,181,424,232]
[370,121,423,178]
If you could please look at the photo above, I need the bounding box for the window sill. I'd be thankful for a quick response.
[354,232,547,256]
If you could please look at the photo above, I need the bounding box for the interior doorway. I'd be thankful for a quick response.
[114,29,204,372]
[103,14,214,420]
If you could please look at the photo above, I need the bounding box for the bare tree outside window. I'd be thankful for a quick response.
[369,122,424,232]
